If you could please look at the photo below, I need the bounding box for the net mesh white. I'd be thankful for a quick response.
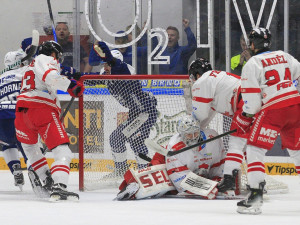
[79,75,288,194]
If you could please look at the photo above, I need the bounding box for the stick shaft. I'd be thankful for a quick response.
[47,0,57,42]
[167,129,237,157]
[60,97,75,121]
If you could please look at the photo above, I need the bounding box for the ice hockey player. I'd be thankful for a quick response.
[93,41,158,176]
[1,45,57,196]
[236,27,300,214]
[115,115,225,200]
[188,58,249,196]
[14,40,84,201]
[0,49,27,190]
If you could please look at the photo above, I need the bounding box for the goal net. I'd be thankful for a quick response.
[78,75,287,194]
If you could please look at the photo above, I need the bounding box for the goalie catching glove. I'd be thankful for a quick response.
[93,41,115,66]
[67,79,84,97]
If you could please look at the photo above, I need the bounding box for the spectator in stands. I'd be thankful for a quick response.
[231,34,252,76]
[126,24,147,47]
[159,19,197,75]
[55,22,89,72]
[86,29,158,75]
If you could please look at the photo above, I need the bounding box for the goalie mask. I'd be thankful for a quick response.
[188,58,212,82]
[249,27,271,51]
[177,115,201,146]
[4,49,26,70]
[38,40,64,63]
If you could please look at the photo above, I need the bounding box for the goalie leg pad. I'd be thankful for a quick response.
[117,165,175,200]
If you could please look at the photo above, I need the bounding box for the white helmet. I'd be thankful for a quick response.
[177,115,201,146]
[4,49,26,70]
[111,49,123,61]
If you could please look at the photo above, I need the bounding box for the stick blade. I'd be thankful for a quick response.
[31,30,40,46]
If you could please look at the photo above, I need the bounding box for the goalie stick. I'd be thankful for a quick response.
[145,129,237,157]
[46,0,58,42]
[0,29,39,75]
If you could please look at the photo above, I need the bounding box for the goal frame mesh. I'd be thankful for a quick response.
[78,75,190,191]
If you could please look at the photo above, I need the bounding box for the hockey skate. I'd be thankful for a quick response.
[27,167,50,198]
[115,182,139,201]
[50,183,79,202]
[237,182,264,215]
[12,164,25,191]
[218,169,239,196]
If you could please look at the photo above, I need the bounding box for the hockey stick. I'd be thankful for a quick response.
[0,29,39,75]
[60,97,75,121]
[138,153,152,162]
[145,129,237,157]
[47,0,57,42]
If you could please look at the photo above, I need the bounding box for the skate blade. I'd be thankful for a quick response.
[237,206,262,215]
[17,184,24,191]
[49,194,79,202]
[217,191,245,200]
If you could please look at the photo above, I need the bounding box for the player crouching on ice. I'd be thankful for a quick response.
[116,115,226,200]
[14,41,84,201]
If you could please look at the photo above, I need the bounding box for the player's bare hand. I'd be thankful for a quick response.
[183,19,190,28]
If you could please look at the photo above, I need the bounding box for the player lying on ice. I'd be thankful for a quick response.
[115,115,227,200]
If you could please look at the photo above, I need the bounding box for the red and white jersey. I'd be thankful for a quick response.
[165,128,225,193]
[17,54,70,113]
[192,70,241,127]
[241,50,300,114]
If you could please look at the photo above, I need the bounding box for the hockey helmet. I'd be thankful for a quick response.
[188,58,212,81]
[177,115,201,146]
[4,49,26,70]
[38,40,63,62]
[248,27,271,50]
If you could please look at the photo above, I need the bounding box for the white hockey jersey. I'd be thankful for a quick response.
[241,50,300,114]
[192,70,241,128]
[0,67,27,119]
[165,128,225,193]
[17,54,70,112]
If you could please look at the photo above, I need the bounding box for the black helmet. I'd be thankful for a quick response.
[188,58,212,81]
[38,40,63,61]
[248,27,271,50]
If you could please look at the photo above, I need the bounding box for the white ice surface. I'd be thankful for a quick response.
[0,171,299,225]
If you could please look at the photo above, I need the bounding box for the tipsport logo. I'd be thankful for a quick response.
[266,163,297,175]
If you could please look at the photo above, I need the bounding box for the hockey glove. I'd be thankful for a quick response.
[61,66,82,80]
[94,41,114,65]
[67,79,85,97]
[232,112,254,135]
[21,37,33,54]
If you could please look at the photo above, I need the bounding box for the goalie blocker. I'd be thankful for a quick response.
[116,164,219,200]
